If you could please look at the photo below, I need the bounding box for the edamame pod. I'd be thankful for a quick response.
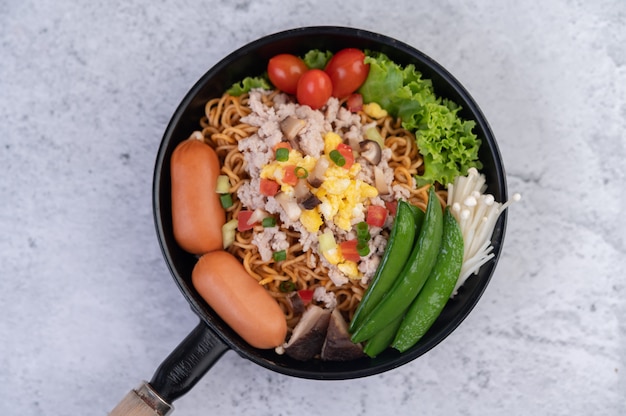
[351,187,443,344]
[349,200,423,333]
[392,207,464,352]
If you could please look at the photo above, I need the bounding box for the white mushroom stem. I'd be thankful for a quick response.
[447,170,521,297]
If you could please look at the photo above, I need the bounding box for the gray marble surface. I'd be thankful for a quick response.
[1,1,625,415]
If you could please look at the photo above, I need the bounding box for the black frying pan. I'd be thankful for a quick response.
[110,26,508,416]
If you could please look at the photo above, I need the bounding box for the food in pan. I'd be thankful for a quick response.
[170,47,518,360]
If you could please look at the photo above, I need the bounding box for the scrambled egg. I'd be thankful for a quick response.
[259,132,380,278]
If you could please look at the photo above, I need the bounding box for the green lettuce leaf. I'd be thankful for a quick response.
[227,76,271,96]
[358,51,482,186]
[302,49,333,69]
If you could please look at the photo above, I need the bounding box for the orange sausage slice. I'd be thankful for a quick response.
[170,135,225,254]
[192,251,288,349]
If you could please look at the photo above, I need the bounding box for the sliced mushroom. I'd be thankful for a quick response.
[280,116,306,141]
[283,305,331,361]
[321,308,365,361]
[293,178,310,201]
[274,192,302,222]
[287,291,306,316]
[307,157,329,188]
[359,140,382,165]
[374,166,390,195]
[300,194,321,210]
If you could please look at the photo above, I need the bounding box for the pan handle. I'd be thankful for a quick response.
[109,320,229,415]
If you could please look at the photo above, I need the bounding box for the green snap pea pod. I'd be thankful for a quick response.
[351,187,443,344]
[349,200,423,333]
[362,313,404,358]
[392,207,464,352]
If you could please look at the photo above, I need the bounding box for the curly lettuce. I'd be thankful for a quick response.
[227,75,271,96]
[359,51,482,187]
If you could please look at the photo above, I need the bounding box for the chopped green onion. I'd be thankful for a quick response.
[294,166,308,179]
[219,193,233,209]
[329,149,346,167]
[273,249,287,262]
[357,240,370,257]
[356,221,370,241]
[262,217,276,228]
[276,147,289,162]
[279,280,296,292]
[215,175,231,194]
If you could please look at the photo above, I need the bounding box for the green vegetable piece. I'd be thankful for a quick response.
[273,250,287,262]
[275,147,289,161]
[215,175,231,194]
[392,207,464,352]
[279,280,296,293]
[302,49,333,69]
[356,240,370,257]
[262,217,276,228]
[359,50,482,187]
[363,314,404,358]
[329,149,346,167]
[348,200,423,333]
[227,76,271,96]
[219,193,233,209]
[295,166,308,179]
[351,187,443,344]
[355,221,370,242]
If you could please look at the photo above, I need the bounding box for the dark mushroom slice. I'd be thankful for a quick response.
[359,140,382,165]
[283,305,331,361]
[280,116,306,149]
[321,308,366,361]
[287,291,306,316]
[307,157,329,188]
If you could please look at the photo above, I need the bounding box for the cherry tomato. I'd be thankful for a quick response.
[324,48,370,98]
[296,69,333,110]
[267,54,308,95]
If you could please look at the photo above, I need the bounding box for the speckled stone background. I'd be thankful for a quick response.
[1,1,624,415]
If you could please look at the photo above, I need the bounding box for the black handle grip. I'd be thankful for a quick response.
[149,320,229,403]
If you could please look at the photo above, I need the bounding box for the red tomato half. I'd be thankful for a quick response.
[267,54,308,95]
[324,48,370,98]
[340,239,361,262]
[237,210,256,231]
[336,143,355,170]
[296,69,333,110]
[298,289,314,305]
[282,165,298,186]
[366,205,388,227]
[260,178,280,196]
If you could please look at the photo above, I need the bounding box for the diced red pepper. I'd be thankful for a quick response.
[336,143,354,170]
[298,289,314,305]
[237,210,256,231]
[385,200,398,216]
[282,165,298,186]
[339,239,361,262]
[346,93,363,112]
[366,205,388,227]
[260,178,280,196]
